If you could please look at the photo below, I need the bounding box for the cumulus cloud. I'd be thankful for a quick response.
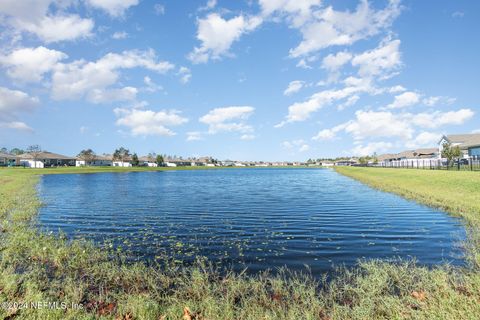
[276,76,375,126]
[0,1,94,43]
[259,0,321,27]
[289,0,402,57]
[322,51,352,71]
[405,131,442,149]
[51,49,174,103]
[114,108,188,136]
[85,0,139,17]
[283,80,305,96]
[0,46,67,82]
[188,13,262,63]
[312,108,474,149]
[387,91,420,109]
[352,141,393,156]
[351,38,402,78]
[0,86,39,131]
[199,106,255,134]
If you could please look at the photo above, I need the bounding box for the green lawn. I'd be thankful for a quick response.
[0,166,479,319]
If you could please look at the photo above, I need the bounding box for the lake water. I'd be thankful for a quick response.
[38,168,465,274]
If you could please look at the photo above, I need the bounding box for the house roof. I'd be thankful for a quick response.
[138,156,156,162]
[18,151,74,160]
[0,152,16,159]
[77,154,112,161]
[376,153,397,161]
[444,134,480,148]
[378,148,438,161]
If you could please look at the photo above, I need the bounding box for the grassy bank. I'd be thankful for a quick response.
[1,167,480,319]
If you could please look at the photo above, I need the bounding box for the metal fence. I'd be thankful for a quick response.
[365,157,480,171]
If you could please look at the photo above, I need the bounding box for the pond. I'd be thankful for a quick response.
[38,168,465,275]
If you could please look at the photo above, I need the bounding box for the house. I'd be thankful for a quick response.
[439,134,480,158]
[0,152,17,166]
[164,158,192,167]
[18,151,75,168]
[111,155,132,167]
[76,154,112,166]
[138,156,158,167]
[377,148,439,168]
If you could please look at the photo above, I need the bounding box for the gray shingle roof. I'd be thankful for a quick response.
[445,134,480,148]
[17,151,74,160]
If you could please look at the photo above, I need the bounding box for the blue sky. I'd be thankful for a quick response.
[0,0,479,161]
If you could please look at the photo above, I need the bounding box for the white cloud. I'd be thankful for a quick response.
[351,38,402,78]
[199,106,254,134]
[387,91,420,109]
[143,76,163,93]
[178,66,192,84]
[289,0,402,57]
[186,131,203,141]
[0,1,94,43]
[0,121,33,132]
[88,87,138,104]
[344,110,414,140]
[422,96,456,107]
[154,3,165,15]
[410,109,474,129]
[86,0,139,17]
[337,94,359,111]
[405,131,441,149]
[51,49,174,103]
[16,14,94,43]
[315,108,474,151]
[114,108,188,136]
[259,0,321,27]
[188,13,262,63]
[112,31,128,39]
[388,85,406,93]
[312,123,347,140]
[0,86,39,131]
[0,46,67,82]
[352,141,393,156]
[240,134,255,140]
[472,129,480,134]
[282,139,310,153]
[276,76,375,126]
[198,0,217,12]
[321,51,352,71]
[283,80,305,96]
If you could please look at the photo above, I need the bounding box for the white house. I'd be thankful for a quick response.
[18,151,75,168]
[76,154,113,167]
[138,156,158,167]
[439,134,480,158]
